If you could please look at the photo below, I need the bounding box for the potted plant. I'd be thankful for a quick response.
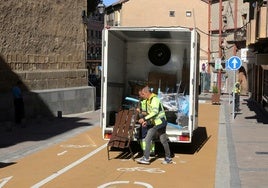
[211,86,220,104]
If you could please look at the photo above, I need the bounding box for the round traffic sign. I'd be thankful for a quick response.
[227,56,242,70]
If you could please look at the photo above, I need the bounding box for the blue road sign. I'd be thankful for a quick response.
[227,56,242,70]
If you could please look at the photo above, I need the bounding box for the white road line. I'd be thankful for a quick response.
[57,151,67,156]
[0,176,13,188]
[86,134,97,146]
[31,143,107,188]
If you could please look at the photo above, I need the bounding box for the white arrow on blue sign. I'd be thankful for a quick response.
[227,56,242,70]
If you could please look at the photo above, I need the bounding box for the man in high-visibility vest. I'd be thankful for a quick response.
[233,82,241,112]
[137,90,155,156]
[136,86,172,165]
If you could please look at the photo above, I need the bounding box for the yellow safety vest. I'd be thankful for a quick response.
[144,93,166,126]
[233,82,241,94]
[140,99,147,112]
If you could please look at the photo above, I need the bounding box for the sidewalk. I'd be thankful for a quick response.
[0,110,100,163]
[215,94,268,188]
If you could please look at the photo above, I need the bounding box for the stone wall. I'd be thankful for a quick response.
[0,1,96,121]
[0,0,88,91]
[0,86,95,122]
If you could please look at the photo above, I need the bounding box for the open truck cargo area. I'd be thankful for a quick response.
[101,26,200,143]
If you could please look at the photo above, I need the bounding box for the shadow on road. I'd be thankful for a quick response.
[168,126,209,155]
[0,162,16,168]
[0,116,94,148]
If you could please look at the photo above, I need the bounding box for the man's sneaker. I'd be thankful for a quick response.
[136,156,150,165]
[161,157,172,164]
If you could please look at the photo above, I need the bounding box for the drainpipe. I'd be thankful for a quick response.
[218,0,222,94]
[208,0,211,73]
[234,0,237,55]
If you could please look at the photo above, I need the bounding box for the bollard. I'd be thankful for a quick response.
[57,111,62,118]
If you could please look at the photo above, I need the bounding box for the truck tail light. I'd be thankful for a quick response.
[178,135,190,141]
[104,133,112,139]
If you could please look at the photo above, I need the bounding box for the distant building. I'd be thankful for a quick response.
[87,11,104,77]
[244,0,268,111]
[209,0,249,94]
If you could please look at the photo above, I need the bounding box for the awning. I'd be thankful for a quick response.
[261,65,268,70]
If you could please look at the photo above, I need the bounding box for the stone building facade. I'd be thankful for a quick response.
[0,0,88,91]
[0,0,95,122]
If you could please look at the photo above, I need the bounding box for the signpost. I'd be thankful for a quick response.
[215,58,222,94]
[227,56,242,119]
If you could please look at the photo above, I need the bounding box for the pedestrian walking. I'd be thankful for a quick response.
[233,82,241,112]
[136,86,172,165]
[12,80,25,126]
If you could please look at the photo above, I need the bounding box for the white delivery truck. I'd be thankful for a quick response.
[101,26,200,143]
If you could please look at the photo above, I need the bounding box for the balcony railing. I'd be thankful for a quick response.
[87,54,102,60]
[247,6,268,45]
[246,19,257,45]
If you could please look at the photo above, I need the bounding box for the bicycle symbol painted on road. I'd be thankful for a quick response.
[117,167,165,173]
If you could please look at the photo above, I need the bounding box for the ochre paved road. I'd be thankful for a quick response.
[0,103,219,188]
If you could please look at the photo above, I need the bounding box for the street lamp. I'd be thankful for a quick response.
[97,1,105,14]
[97,0,105,26]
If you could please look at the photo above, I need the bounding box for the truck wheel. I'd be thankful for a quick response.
[148,43,171,66]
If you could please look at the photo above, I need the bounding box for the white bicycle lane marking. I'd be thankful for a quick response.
[60,144,95,148]
[117,167,165,173]
[31,143,107,188]
[98,181,153,188]
[57,150,68,156]
[57,135,97,156]
[0,176,13,188]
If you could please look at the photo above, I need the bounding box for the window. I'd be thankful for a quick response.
[186,11,192,17]
[169,11,175,17]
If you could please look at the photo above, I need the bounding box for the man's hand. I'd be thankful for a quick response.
[138,118,147,127]
[142,121,147,127]
[138,118,144,124]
